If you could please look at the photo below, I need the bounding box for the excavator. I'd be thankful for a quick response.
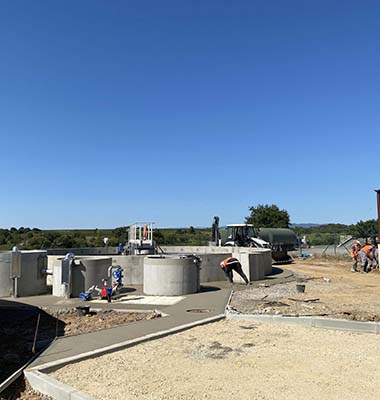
[221,224,297,264]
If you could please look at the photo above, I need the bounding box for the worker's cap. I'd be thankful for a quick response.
[355,240,361,245]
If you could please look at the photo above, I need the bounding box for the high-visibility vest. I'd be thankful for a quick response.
[350,243,360,257]
[361,245,375,256]
[220,257,239,269]
[143,225,148,240]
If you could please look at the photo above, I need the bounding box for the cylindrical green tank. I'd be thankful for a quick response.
[257,228,297,263]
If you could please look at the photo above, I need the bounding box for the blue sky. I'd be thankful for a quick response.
[0,0,379,229]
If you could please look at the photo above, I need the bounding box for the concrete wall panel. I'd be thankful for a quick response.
[0,252,12,297]
[112,255,144,285]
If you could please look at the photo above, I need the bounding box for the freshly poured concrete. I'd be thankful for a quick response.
[28,283,231,368]
[90,294,184,306]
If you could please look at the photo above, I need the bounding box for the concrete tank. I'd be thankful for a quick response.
[0,250,48,297]
[53,256,112,297]
[143,255,201,296]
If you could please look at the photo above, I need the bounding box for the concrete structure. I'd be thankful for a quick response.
[53,256,112,297]
[48,247,119,256]
[47,246,272,289]
[143,255,201,296]
[112,255,143,285]
[161,246,272,283]
[0,250,48,297]
[0,252,12,297]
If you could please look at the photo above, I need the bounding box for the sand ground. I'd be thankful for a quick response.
[232,258,380,319]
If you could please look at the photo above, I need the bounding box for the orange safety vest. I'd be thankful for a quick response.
[361,245,375,256]
[220,257,239,269]
[143,225,148,240]
[350,243,360,257]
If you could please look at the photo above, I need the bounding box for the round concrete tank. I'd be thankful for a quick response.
[143,255,201,296]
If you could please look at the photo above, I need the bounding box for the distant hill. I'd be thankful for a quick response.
[291,223,321,228]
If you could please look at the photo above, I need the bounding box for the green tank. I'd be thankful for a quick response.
[257,228,297,263]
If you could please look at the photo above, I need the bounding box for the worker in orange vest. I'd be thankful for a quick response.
[350,240,361,272]
[359,244,376,273]
[220,257,249,285]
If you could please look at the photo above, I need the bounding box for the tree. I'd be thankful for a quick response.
[246,204,290,228]
[350,219,377,243]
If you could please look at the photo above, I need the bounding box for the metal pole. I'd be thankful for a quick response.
[375,190,380,263]
[32,313,41,354]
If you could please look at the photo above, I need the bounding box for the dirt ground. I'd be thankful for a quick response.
[0,308,159,400]
[0,377,51,400]
[44,308,160,336]
[231,258,380,320]
[51,318,380,400]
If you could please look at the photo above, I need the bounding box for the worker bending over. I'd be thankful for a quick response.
[350,240,361,272]
[359,244,376,273]
[220,257,250,285]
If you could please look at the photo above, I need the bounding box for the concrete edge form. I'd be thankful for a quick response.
[226,312,380,334]
[26,314,226,399]
[25,371,94,400]
[226,289,234,309]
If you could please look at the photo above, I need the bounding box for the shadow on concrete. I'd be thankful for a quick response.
[119,287,137,294]
[269,267,284,276]
[199,285,221,293]
[0,299,65,397]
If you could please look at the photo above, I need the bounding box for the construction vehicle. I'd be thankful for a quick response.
[223,224,270,248]
[222,224,297,264]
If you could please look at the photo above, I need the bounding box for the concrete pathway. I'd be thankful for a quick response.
[7,267,295,369]
[28,283,232,368]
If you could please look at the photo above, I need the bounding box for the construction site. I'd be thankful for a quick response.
[0,222,379,400]
[3,0,380,398]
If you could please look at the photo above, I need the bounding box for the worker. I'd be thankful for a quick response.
[372,246,379,270]
[359,244,376,273]
[350,240,361,272]
[143,225,148,240]
[220,257,250,285]
[117,242,124,255]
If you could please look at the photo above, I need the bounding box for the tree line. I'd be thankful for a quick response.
[246,204,378,245]
[0,204,377,250]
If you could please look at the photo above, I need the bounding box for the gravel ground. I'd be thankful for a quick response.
[231,259,380,320]
[52,319,380,400]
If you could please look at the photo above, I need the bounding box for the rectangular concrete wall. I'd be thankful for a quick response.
[17,251,48,296]
[161,246,232,255]
[198,254,231,282]
[0,252,12,297]
[163,246,272,283]
[0,251,48,297]
[47,247,119,256]
[112,255,144,285]
[248,253,266,281]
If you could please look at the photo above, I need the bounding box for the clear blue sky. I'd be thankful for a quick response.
[1,0,379,229]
